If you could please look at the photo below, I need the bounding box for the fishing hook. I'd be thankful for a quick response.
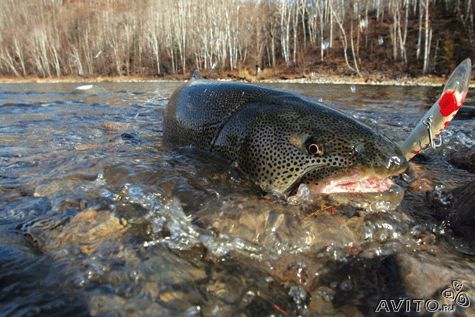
[423,116,442,149]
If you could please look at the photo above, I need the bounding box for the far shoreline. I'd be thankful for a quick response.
[0,74,474,88]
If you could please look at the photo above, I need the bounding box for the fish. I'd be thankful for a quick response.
[163,79,408,198]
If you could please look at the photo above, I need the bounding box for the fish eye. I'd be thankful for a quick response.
[306,143,324,156]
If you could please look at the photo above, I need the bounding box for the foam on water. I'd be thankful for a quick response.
[0,82,474,316]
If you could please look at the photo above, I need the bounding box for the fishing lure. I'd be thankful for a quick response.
[400,58,472,160]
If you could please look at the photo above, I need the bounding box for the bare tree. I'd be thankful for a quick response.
[422,0,432,74]
[0,0,472,78]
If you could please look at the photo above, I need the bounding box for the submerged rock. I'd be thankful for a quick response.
[73,143,102,151]
[447,181,475,243]
[101,121,134,132]
[454,105,475,120]
[447,148,475,173]
[34,179,83,197]
[89,294,172,316]
[196,195,364,255]
[406,162,434,192]
[48,209,128,255]
[20,208,128,255]
[396,252,471,299]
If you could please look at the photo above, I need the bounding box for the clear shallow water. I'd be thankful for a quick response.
[0,82,474,316]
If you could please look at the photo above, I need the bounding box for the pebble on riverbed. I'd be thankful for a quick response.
[101,121,134,132]
[447,148,475,173]
[73,143,102,151]
[445,181,475,243]
[40,208,128,255]
[196,195,363,255]
[396,252,473,299]
[405,163,434,192]
[34,179,83,197]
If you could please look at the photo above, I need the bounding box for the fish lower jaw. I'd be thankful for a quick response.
[313,177,394,194]
[308,172,397,194]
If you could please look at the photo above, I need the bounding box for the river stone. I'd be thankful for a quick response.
[396,252,473,300]
[196,195,362,254]
[447,148,475,173]
[406,162,434,192]
[89,295,171,316]
[101,121,132,131]
[74,143,101,151]
[34,179,82,197]
[447,181,475,242]
[43,208,128,255]
[454,105,475,120]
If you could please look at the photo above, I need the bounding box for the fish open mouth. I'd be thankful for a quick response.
[309,173,395,194]
[294,168,402,196]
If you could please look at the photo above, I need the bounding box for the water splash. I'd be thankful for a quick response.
[1,82,474,317]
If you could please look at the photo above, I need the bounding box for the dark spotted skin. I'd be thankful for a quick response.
[164,80,408,196]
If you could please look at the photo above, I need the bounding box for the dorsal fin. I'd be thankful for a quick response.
[191,70,203,80]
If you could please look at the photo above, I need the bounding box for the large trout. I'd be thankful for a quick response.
[164,59,471,196]
[164,79,407,197]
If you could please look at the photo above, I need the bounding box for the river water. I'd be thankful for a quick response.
[0,82,474,316]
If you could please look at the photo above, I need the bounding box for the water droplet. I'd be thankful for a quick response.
[322,40,330,50]
[410,225,423,238]
[340,280,353,291]
[456,132,473,147]
[287,183,310,205]
[354,143,364,153]
[432,184,452,206]
[289,285,307,311]
[184,306,201,317]
[318,286,335,302]
[401,173,412,183]
[359,18,368,29]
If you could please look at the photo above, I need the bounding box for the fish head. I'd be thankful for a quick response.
[241,100,408,197]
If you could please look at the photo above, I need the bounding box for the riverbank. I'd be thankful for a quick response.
[0,72,473,87]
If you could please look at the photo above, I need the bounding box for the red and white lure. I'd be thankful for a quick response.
[400,58,472,160]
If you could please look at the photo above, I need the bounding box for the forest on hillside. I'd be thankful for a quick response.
[0,0,473,79]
